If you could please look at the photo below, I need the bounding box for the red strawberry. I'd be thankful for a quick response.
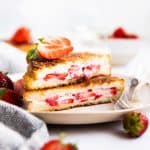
[110,27,138,39]
[44,73,68,81]
[0,88,22,106]
[0,72,14,90]
[14,79,24,97]
[38,37,73,60]
[123,112,149,137]
[45,96,59,106]
[75,92,87,102]
[11,27,31,44]
[62,98,74,104]
[126,34,138,39]
[41,139,77,150]
[112,27,127,38]
[110,87,117,95]
[41,140,62,150]
[68,65,81,79]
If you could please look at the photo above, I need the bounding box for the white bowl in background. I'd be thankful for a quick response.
[73,37,148,66]
[100,39,147,65]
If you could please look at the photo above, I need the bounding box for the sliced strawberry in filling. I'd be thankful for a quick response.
[43,64,101,81]
[74,92,88,102]
[45,95,59,106]
[110,87,117,95]
[44,73,68,81]
[68,65,83,79]
[94,93,103,99]
[83,65,100,78]
[45,87,118,107]
[61,98,74,104]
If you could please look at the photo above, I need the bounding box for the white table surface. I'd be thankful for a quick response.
[48,116,150,150]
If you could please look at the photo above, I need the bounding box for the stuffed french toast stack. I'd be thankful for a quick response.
[23,37,124,112]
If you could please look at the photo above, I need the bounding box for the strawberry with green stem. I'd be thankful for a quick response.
[41,134,77,150]
[0,88,22,106]
[123,112,149,137]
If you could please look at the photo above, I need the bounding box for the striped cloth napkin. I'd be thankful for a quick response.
[0,101,50,150]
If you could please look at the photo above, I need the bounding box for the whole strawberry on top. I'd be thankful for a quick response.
[0,72,14,90]
[123,112,149,137]
[41,139,77,150]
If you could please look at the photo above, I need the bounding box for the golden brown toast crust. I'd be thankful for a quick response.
[28,52,110,69]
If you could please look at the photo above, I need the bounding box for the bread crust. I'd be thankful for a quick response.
[27,52,110,70]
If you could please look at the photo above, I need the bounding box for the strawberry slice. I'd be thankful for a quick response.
[38,37,73,60]
[110,87,117,95]
[10,27,31,44]
[45,96,59,106]
[62,98,74,104]
[93,93,102,99]
[83,65,100,78]
[74,92,87,102]
[68,65,82,78]
[44,73,68,81]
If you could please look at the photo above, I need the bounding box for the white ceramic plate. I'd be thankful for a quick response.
[32,103,150,124]
[10,73,150,125]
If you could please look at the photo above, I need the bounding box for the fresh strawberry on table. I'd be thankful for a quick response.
[111,27,127,38]
[0,87,22,106]
[10,26,31,44]
[0,72,14,90]
[41,139,77,150]
[14,79,24,97]
[123,112,149,137]
[110,27,138,39]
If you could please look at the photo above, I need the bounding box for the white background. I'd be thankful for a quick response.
[0,0,150,39]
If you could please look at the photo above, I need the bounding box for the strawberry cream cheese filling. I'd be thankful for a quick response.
[45,87,117,106]
[43,64,100,81]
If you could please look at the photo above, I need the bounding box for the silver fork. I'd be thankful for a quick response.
[114,77,139,110]
[114,50,150,110]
